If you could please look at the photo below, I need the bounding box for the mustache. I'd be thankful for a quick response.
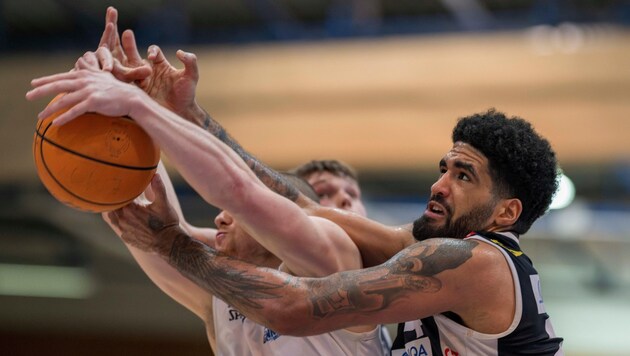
[428,194,451,215]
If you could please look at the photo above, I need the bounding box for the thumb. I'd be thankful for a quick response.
[142,177,156,202]
[177,50,199,82]
[150,173,168,202]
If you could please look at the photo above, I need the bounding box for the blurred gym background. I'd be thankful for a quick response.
[1,1,629,355]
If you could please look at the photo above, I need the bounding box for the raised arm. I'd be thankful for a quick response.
[27,68,360,278]
[95,8,300,203]
[143,46,302,203]
[95,12,388,271]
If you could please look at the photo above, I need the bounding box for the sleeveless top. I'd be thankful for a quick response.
[391,231,564,356]
[213,296,390,355]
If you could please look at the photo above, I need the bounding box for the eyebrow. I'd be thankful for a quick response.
[440,158,478,179]
[310,179,328,186]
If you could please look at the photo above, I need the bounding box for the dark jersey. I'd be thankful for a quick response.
[391,231,563,356]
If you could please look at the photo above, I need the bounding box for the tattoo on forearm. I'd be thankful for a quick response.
[168,232,287,310]
[200,110,299,201]
[164,232,476,325]
[309,240,478,318]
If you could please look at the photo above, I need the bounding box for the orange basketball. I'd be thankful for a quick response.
[33,97,160,213]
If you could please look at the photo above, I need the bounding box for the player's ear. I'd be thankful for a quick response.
[494,198,522,227]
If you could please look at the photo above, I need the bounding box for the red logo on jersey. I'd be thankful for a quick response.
[444,347,459,356]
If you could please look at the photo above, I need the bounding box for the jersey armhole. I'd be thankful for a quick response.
[466,235,523,337]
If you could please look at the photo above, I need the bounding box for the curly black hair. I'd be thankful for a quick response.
[452,109,559,234]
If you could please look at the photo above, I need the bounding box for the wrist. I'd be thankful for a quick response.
[180,101,206,127]
[156,224,185,258]
[127,89,154,122]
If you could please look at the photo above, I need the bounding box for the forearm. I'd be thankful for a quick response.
[158,226,470,337]
[129,95,263,214]
[126,245,212,320]
[191,107,299,202]
[177,100,207,127]
[163,228,420,336]
[155,162,187,221]
[134,96,338,275]
[165,227,313,333]
[307,205,414,266]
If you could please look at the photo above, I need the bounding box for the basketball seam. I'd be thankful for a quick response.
[34,128,158,171]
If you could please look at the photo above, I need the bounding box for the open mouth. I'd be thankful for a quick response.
[428,201,446,216]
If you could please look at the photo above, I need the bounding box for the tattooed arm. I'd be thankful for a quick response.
[171,231,515,336]
[104,173,220,352]
[143,52,300,201]
[177,231,501,335]
[109,178,513,336]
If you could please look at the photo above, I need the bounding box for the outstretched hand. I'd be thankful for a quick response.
[26,68,147,126]
[142,46,201,120]
[106,174,181,256]
[96,6,152,82]
[97,6,200,120]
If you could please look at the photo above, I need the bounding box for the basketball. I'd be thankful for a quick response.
[33,96,160,213]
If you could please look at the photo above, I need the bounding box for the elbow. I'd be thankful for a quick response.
[212,173,257,212]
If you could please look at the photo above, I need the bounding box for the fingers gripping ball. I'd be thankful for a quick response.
[33,95,160,213]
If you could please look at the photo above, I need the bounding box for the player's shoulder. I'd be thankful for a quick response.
[408,237,505,272]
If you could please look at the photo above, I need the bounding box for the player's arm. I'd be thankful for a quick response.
[299,199,415,266]
[175,128,364,276]
[141,46,303,205]
[119,48,369,275]
[102,161,217,315]
[113,202,506,336]
[102,180,219,352]
[96,11,302,206]
[153,115,359,278]
[155,161,217,247]
[102,213,216,325]
[145,103,362,277]
[28,69,358,278]
[162,152,415,268]
[235,185,362,277]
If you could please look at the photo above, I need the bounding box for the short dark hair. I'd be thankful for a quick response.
[280,172,320,203]
[290,160,358,182]
[452,109,559,234]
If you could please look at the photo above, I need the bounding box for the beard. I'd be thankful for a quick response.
[412,195,496,241]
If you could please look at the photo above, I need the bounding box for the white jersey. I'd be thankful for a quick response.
[213,296,389,355]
